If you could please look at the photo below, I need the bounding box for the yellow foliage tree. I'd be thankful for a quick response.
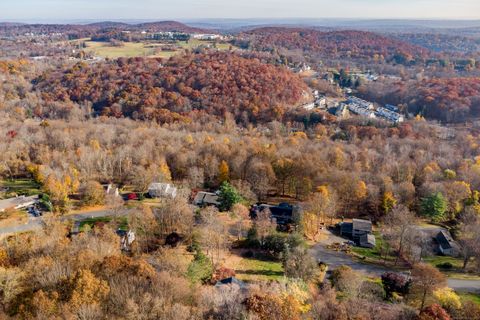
[354,180,368,201]
[69,269,110,310]
[218,160,230,183]
[433,287,462,311]
[159,160,172,182]
[382,191,397,214]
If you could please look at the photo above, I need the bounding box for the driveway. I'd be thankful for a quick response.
[311,229,480,293]
[310,242,389,277]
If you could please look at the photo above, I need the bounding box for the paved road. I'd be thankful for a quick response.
[0,208,129,236]
[311,230,480,293]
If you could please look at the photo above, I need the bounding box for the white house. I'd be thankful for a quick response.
[0,195,39,212]
[148,183,177,199]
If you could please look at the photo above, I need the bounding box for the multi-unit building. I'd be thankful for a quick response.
[375,106,404,123]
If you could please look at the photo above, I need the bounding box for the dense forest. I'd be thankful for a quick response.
[359,78,480,122]
[34,52,309,123]
[237,28,430,62]
[393,33,480,55]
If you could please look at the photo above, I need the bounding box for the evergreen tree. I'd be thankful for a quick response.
[421,192,447,222]
[218,181,243,211]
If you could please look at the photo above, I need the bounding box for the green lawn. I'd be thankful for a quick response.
[351,232,395,263]
[423,255,464,269]
[459,292,480,306]
[234,256,284,281]
[0,179,41,197]
[79,216,128,232]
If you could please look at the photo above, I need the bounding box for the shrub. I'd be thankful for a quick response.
[436,262,453,270]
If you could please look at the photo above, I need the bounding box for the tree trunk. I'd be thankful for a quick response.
[463,255,470,270]
[420,290,427,311]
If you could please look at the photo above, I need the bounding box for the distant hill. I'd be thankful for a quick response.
[86,21,130,28]
[0,22,26,27]
[0,21,212,37]
[133,21,209,33]
[238,27,430,61]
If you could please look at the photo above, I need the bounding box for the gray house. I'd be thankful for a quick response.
[193,191,219,207]
[340,219,375,248]
[436,230,459,256]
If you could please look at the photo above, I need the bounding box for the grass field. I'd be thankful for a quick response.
[226,250,284,282]
[459,292,480,305]
[84,39,234,59]
[78,216,128,232]
[350,232,395,263]
[0,179,41,197]
[84,41,176,59]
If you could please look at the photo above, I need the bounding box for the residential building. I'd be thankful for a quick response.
[0,195,39,212]
[250,203,297,226]
[385,104,399,112]
[340,218,375,247]
[436,230,459,256]
[215,277,247,290]
[106,184,119,197]
[347,97,374,110]
[193,191,219,207]
[375,106,404,123]
[148,183,177,199]
[302,102,315,110]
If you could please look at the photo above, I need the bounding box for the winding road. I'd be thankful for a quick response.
[310,231,480,294]
[0,208,130,236]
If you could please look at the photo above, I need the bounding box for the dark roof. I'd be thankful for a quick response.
[215,277,246,288]
[251,203,295,225]
[436,230,453,250]
[353,219,373,232]
[340,222,353,234]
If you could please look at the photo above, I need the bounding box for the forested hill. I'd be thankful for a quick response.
[34,52,309,123]
[238,27,430,62]
[0,20,210,37]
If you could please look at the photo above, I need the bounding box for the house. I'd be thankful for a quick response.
[148,183,177,199]
[301,102,315,110]
[436,230,459,256]
[335,104,350,118]
[315,96,327,109]
[385,104,399,112]
[375,107,404,123]
[215,277,247,290]
[0,195,39,213]
[117,229,136,251]
[359,233,376,248]
[106,184,119,197]
[193,191,219,207]
[250,203,297,226]
[340,219,374,246]
[347,97,374,110]
[192,33,222,40]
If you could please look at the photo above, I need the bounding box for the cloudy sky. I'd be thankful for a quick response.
[1,0,479,21]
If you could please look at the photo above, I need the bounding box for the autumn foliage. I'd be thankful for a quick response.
[35,51,309,123]
[240,27,429,61]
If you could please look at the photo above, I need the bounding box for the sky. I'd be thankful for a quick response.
[1,0,480,22]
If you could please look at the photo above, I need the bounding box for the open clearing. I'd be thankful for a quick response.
[84,39,235,59]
